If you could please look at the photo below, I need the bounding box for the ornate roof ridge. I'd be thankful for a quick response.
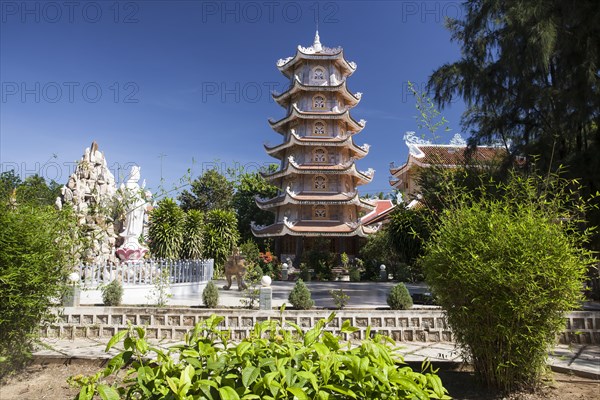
[276,32,357,71]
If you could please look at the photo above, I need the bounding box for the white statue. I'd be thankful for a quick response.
[121,166,145,238]
[116,166,149,261]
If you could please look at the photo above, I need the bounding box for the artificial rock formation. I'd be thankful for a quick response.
[60,141,120,264]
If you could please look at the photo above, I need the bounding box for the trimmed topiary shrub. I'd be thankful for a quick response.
[387,283,413,310]
[202,280,219,308]
[288,278,314,309]
[101,280,123,306]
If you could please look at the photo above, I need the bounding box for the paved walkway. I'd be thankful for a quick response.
[165,280,600,311]
[33,337,599,380]
[167,280,435,309]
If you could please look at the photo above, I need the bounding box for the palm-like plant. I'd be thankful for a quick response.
[181,210,204,259]
[148,198,184,259]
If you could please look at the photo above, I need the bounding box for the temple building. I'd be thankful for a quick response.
[389,132,508,207]
[251,32,379,263]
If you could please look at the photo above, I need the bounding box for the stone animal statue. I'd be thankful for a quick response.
[223,248,248,291]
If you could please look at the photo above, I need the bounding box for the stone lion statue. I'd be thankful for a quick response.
[223,248,248,291]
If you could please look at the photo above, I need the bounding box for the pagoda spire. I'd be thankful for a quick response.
[313,30,322,53]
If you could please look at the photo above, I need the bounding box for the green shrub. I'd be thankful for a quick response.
[349,266,361,282]
[420,171,595,391]
[202,209,239,277]
[330,289,350,309]
[241,263,263,309]
[70,314,451,399]
[288,278,314,309]
[202,280,219,308]
[387,283,413,310]
[0,204,77,377]
[101,280,123,306]
[147,268,172,307]
[148,198,185,259]
[302,237,334,280]
[181,210,204,259]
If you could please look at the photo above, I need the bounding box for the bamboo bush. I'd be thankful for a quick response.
[420,171,596,391]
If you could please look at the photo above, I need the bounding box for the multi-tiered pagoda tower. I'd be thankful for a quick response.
[251,32,378,263]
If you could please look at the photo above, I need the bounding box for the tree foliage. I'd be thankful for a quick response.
[178,169,235,212]
[420,171,595,391]
[359,229,402,281]
[181,209,204,259]
[0,170,21,201]
[387,206,430,268]
[0,203,77,377]
[0,171,61,207]
[232,168,277,244]
[202,209,239,275]
[428,0,600,213]
[148,198,185,259]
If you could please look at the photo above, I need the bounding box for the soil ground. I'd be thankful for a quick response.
[0,359,598,399]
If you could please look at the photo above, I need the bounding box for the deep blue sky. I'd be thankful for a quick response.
[1,0,466,197]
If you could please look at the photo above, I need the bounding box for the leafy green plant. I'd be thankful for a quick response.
[288,278,314,310]
[349,266,361,282]
[387,283,413,310]
[299,262,311,281]
[178,168,235,212]
[202,280,219,308]
[240,262,263,309]
[239,239,260,262]
[360,228,402,281]
[330,289,350,309]
[231,168,277,243]
[69,313,451,399]
[302,237,335,280]
[181,209,204,259]
[148,198,185,259]
[421,171,596,391]
[340,252,349,270]
[101,280,123,306]
[147,268,172,307]
[0,203,77,377]
[202,209,240,277]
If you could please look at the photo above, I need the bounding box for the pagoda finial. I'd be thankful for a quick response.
[313,30,322,52]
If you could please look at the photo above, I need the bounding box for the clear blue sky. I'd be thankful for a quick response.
[1,0,466,197]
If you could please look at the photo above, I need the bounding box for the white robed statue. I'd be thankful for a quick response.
[116,166,150,261]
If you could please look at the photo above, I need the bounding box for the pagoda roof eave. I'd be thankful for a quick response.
[261,161,375,184]
[390,161,410,176]
[264,132,369,159]
[268,105,366,134]
[251,220,379,238]
[273,77,361,107]
[276,48,357,78]
[255,189,376,211]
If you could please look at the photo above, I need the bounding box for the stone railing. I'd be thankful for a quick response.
[559,311,600,344]
[76,259,214,288]
[41,308,600,344]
